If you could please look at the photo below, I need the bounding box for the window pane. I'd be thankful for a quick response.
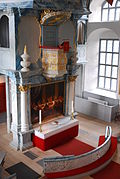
[115,8,120,21]
[109,8,115,21]
[105,78,110,89]
[112,66,118,78]
[103,3,108,8]
[100,53,106,64]
[107,40,113,52]
[101,40,106,51]
[99,65,105,76]
[113,40,119,52]
[99,77,104,88]
[117,2,120,7]
[113,54,119,65]
[106,66,111,77]
[111,79,117,91]
[106,53,112,64]
[112,1,116,7]
[102,9,108,21]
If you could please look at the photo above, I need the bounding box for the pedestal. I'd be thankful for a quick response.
[19,130,33,151]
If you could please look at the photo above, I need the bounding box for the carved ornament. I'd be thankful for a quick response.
[18,85,31,92]
[69,76,77,82]
[40,10,71,25]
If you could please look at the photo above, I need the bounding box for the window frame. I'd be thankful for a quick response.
[97,39,119,92]
[101,0,120,22]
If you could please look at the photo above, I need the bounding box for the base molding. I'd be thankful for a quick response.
[19,130,33,151]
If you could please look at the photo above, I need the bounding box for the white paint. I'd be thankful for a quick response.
[21,51,31,72]
[0,11,16,70]
[21,91,29,132]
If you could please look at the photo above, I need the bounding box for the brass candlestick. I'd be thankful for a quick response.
[39,123,42,132]
[71,112,74,120]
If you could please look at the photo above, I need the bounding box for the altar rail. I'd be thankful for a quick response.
[43,126,111,174]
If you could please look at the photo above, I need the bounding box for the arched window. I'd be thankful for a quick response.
[101,0,120,21]
[0,15,9,48]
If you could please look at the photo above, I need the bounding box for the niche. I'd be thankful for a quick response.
[0,15,9,48]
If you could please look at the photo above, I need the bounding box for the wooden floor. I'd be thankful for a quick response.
[0,113,120,179]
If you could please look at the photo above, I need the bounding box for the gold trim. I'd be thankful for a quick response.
[69,76,77,82]
[40,10,71,25]
[71,112,74,120]
[18,85,31,92]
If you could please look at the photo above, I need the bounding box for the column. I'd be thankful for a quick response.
[19,85,29,132]
[10,82,20,150]
[68,76,77,115]
[5,76,11,133]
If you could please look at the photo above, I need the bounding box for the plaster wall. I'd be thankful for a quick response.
[89,0,104,22]
[85,27,119,92]
[0,12,16,70]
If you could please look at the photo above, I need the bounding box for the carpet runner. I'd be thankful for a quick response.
[91,161,120,179]
[53,138,94,156]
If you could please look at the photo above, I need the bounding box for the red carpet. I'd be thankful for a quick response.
[53,138,94,156]
[49,137,118,179]
[91,161,120,179]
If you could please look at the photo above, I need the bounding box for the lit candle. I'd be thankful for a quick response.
[24,45,27,54]
[72,100,74,113]
[39,110,42,124]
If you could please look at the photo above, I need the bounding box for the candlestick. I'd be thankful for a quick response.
[24,45,27,54]
[39,110,42,124]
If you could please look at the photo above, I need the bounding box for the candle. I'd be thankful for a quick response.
[39,110,42,124]
[72,100,74,113]
[24,45,27,54]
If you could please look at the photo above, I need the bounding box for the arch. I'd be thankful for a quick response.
[0,15,9,48]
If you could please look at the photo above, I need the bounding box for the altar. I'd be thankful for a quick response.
[32,117,79,151]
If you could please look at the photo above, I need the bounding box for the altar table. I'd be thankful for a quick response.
[32,117,79,151]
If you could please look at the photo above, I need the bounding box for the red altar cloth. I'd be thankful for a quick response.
[32,118,79,151]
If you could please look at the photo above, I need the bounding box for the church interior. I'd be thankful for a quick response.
[0,0,120,178]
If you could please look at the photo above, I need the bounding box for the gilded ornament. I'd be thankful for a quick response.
[40,10,71,25]
[18,85,31,92]
[69,76,77,82]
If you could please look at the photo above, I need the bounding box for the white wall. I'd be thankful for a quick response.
[0,11,16,70]
[85,27,119,92]
[89,0,104,22]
